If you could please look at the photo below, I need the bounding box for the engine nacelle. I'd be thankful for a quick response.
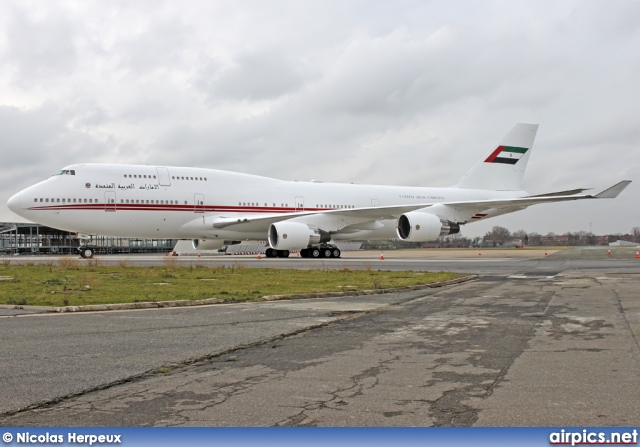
[268,222,330,250]
[396,212,460,242]
[192,239,239,251]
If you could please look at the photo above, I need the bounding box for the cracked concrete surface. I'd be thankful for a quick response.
[1,271,640,426]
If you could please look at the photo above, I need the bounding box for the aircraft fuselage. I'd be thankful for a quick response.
[7,163,521,240]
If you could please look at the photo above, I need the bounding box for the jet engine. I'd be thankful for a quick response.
[192,239,238,251]
[268,222,330,250]
[396,212,460,242]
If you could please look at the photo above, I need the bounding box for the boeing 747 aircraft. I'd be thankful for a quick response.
[7,123,630,258]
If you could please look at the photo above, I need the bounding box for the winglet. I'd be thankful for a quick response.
[594,180,632,199]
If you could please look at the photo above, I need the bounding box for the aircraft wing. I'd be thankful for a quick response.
[208,202,436,232]
[203,180,631,232]
[447,180,631,210]
[525,188,592,198]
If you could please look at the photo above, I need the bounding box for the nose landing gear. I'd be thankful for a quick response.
[78,246,95,259]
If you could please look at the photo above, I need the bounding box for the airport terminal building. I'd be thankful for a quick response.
[0,222,176,255]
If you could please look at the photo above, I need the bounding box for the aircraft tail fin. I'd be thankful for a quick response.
[455,123,539,191]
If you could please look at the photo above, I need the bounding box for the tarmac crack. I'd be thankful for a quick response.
[0,317,348,420]
[274,353,399,426]
[611,289,640,356]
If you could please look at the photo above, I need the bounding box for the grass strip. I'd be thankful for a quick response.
[0,258,462,307]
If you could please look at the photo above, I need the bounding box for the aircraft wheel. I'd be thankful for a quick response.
[265,248,276,258]
[310,248,321,258]
[80,247,94,259]
[331,248,341,258]
[277,250,290,258]
[300,248,309,258]
[322,248,332,258]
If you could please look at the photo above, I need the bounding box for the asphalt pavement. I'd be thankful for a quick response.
[1,247,639,426]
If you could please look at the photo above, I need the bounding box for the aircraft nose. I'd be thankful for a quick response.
[7,191,23,214]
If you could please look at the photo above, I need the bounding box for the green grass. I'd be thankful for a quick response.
[0,259,462,307]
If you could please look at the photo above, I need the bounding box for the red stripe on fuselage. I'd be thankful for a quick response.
[26,204,326,213]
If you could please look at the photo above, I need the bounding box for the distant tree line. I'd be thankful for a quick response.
[478,226,640,247]
[361,226,640,249]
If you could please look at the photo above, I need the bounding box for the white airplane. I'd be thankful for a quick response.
[7,123,631,259]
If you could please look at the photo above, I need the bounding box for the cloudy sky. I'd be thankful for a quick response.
[1,0,638,237]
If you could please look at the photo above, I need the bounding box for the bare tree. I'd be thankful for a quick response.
[483,226,511,247]
[529,232,542,246]
[511,229,527,246]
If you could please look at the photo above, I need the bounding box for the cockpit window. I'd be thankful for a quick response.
[56,170,76,175]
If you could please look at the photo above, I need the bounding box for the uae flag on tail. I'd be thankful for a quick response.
[484,146,528,165]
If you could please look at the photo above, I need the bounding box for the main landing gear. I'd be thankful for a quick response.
[265,248,290,258]
[265,245,341,259]
[78,246,95,259]
[300,245,341,259]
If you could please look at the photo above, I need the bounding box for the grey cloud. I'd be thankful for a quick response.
[0,103,110,168]
[195,48,311,102]
[114,18,192,74]
[4,3,77,84]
